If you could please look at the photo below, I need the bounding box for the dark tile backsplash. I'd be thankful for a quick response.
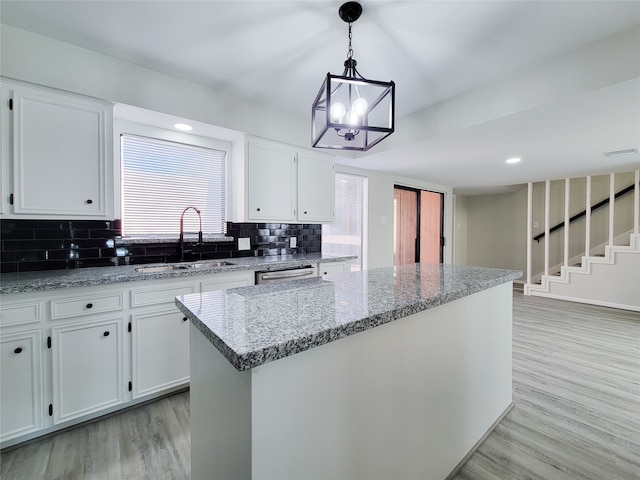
[0,220,322,273]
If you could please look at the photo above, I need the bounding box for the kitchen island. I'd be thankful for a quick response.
[176,263,521,480]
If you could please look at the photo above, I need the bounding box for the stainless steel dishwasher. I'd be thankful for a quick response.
[255,266,316,284]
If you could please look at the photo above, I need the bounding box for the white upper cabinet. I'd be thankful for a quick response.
[1,79,114,219]
[247,140,297,222]
[238,137,335,223]
[297,150,335,223]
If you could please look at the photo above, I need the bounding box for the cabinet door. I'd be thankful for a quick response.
[131,310,189,399]
[0,330,44,442]
[318,261,350,276]
[247,141,297,222]
[51,317,125,424]
[297,151,335,223]
[11,86,111,217]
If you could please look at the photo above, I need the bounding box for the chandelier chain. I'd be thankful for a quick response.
[347,22,354,60]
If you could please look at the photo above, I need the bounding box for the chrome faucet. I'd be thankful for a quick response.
[178,206,203,261]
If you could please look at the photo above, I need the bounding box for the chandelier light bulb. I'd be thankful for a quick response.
[346,109,359,125]
[330,102,346,121]
[352,97,368,116]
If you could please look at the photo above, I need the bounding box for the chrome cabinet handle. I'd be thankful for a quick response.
[261,270,315,280]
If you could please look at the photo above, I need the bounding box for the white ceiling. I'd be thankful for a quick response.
[1,0,639,194]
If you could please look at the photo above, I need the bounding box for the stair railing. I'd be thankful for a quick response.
[532,180,638,243]
[526,170,640,291]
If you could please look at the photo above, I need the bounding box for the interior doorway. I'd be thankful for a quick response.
[393,186,444,266]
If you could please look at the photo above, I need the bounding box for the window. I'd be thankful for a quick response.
[322,172,367,271]
[121,134,227,236]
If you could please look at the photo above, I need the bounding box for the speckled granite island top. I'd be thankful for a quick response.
[176,263,521,371]
[0,253,355,294]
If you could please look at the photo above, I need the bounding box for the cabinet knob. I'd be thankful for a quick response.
[86,303,93,309]
[183,317,188,322]
[304,211,308,215]
[256,207,261,212]
[103,331,110,337]
[14,347,23,354]
[85,199,93,204]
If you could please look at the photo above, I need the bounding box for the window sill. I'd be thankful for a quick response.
[115,235,234,245]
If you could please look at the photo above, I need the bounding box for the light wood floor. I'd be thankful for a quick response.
[1,291,638,480]
[455,292,640,480]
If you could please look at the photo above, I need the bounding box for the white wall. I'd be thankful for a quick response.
[461,171,637,279]
[453,194,468,265]
[1,24,308,148]
[1,24,454,270]
[463,187,528,278]
[336,164,453,269]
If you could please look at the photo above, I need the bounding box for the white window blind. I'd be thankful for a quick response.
[121,134,226,236]
[322,172,367,271]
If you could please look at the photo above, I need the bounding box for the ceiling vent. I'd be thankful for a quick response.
[603,148,638,157]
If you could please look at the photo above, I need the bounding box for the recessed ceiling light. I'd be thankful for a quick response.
[174,123,193,131]
[505,157,521,164]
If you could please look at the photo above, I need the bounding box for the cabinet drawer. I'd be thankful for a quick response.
[201,271,254,292]
[0,302,41,328]
[131,283,196,308]
[51,293,124,320]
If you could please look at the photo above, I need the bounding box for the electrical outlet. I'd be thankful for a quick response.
[290,237,297,248]
[238,237,251,250]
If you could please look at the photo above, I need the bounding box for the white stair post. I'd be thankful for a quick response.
[564,178,570,268]
[527,182,533,288]
[635,170,639,235]
[609,173,615,247]
[544,180,550,277]
[585,176,591,256]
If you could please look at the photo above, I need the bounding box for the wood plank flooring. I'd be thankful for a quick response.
[1,291,638,480]
[0,391,190,480]
[454,292,640,480]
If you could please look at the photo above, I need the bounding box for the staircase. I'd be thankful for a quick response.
[524,170,640,312]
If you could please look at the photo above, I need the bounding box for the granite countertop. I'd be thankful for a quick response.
[176,263,522,371]
[0,253,356,294]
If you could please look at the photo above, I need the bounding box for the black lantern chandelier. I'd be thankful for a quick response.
[312,1,395,151]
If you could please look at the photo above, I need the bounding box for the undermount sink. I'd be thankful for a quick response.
[135,260,235,273]
[135,264,187,273]
[188,261,235,268]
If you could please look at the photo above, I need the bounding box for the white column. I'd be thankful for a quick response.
[564,178,570,268]
[527,182,533,287]
[609,173,615,246]
[544,180,550,277]
[585,176,592,256]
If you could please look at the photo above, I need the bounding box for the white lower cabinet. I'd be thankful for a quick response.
[132,310,190,399]
[0,330,44,442]
[129,281,197,399]
[51,317,126,424]
[0,268,269,447]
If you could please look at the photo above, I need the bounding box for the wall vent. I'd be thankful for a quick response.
[603,148,638,157]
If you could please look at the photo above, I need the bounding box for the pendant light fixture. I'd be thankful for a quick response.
[312,1,395,151]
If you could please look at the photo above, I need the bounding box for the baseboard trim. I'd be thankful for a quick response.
[444,401,515,480]
[530,291,640,312]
